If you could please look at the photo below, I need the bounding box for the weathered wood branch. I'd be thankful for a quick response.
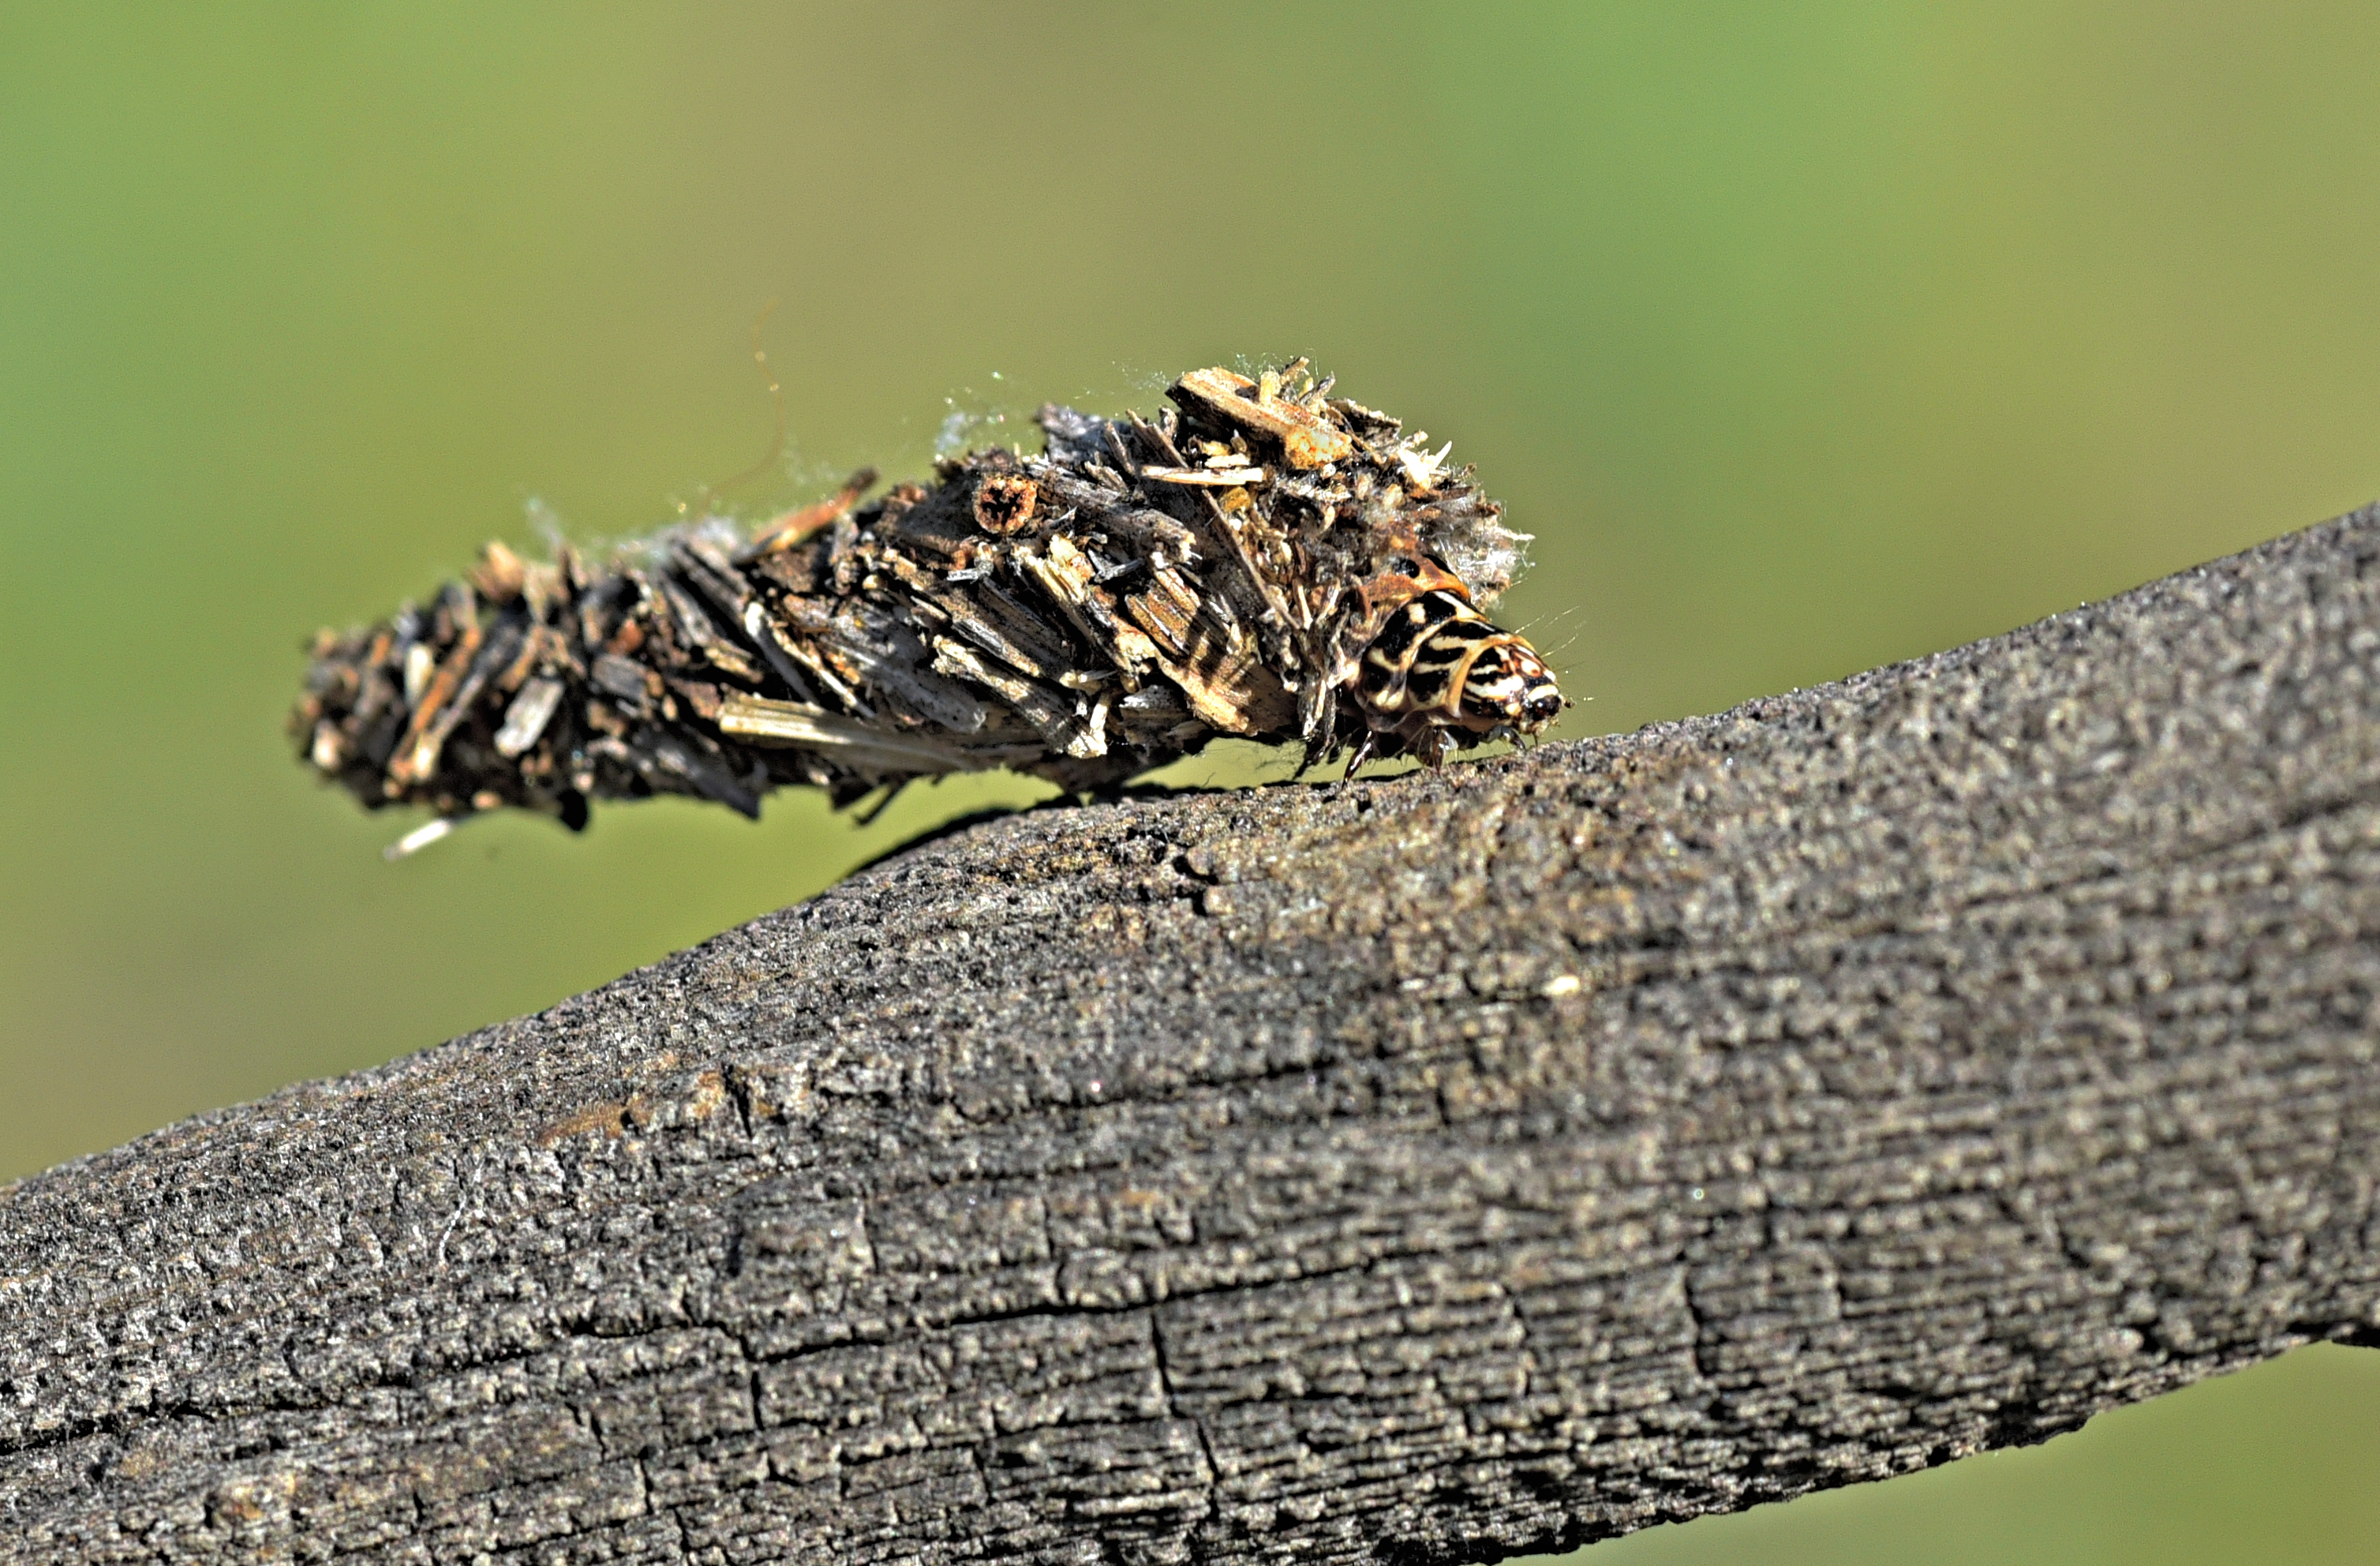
[6,509,2380,1564]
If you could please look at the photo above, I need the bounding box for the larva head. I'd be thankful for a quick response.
[1345,556,1566,754]
[1456,633,1565,735]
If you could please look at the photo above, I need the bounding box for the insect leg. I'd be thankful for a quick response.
[854,776,914,826]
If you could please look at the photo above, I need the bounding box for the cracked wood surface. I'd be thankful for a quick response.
[6,508,2380,1564]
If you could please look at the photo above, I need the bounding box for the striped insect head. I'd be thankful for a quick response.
[1348,543,1565,740]
[1458,633,1564,734]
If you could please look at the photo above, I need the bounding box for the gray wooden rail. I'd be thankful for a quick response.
[4,508,2378,1564]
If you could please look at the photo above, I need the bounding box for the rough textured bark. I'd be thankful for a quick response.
[5,508,2380,1565]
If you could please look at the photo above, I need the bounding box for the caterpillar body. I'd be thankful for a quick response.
[292,363,1566,848]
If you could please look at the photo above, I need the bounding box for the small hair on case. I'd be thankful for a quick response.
[292,361,1566,852]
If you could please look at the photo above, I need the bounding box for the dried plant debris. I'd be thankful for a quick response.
[293,362,1566,851]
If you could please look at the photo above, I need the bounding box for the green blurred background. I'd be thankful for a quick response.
[5,4,2378,1561]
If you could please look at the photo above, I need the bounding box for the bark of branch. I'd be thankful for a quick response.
[7,510,2380,1565]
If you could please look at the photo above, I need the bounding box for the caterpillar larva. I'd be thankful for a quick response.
[293,362,1566,852]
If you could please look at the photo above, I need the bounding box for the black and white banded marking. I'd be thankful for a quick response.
[1345,582,1564,771]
